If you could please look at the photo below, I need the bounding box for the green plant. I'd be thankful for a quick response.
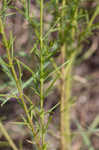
[0,121,18,150]
[0,0,99,150]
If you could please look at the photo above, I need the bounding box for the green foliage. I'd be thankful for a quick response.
[0,0,99,150]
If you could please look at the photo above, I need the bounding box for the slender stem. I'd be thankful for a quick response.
[40,0,45,149]
[60,0,72,150]
[60,2,78,150]
[0,141,9,147]
[0,121,18,150]
[88,5,99,29]
[60,44,68,150]
[60,0,70,149]
[40,0,44,111]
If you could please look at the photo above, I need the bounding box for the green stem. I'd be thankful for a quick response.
[40,0,45,149]
[0,121,18,150]
[40,0,44,112]
[60,1,78,150]
[60,0,71,149]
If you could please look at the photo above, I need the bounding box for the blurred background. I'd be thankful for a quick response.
[0,0,99,150]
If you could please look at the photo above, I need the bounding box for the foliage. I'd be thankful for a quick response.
[0,0,99,150]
